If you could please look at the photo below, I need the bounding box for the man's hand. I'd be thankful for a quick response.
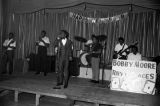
[69,57,73,61]
[35,41,39,46]
[55,47,58,54]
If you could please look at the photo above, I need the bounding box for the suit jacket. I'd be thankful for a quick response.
[57,39,73,60]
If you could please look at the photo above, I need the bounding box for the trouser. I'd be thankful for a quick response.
[56,57,69,87]
[86,54,91,66]
[91,57,100,81]
[36,46,47,73]
[2,50,14,74]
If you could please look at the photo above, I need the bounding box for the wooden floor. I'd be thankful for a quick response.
[0,91,98,106]
[0,71,160,106]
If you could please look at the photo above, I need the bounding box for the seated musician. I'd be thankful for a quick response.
[127,45,142,60]
[84,35,94,66]
[85,36,93,52]
[113,37,129,59]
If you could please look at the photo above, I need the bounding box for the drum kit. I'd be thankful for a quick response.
[74,35,107,66]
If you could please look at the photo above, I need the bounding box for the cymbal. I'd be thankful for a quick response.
[85,40,93,45]
[74,36,87,43]
[96,35,107,41]
[85,44,92,47]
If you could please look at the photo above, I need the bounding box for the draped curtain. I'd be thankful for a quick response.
[5,5,160,64]
[0,0,6,54]
[0,0,3,53]
[130,12,160,57]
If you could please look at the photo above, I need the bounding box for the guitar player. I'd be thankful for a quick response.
[1,33,16,75]
[113,37,129,60]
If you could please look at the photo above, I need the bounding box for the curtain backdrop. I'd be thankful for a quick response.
[4,6,160,64]
[0,0,3,53]
[7,0,160,13]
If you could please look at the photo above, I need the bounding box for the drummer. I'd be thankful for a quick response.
[84,35,94,66]
[85,39,93,52]
[85,34,95,52]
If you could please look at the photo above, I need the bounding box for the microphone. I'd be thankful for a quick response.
[57,35,64,40]
[56,37,61,40]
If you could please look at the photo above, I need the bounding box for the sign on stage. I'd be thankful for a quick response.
[111,59,156,95]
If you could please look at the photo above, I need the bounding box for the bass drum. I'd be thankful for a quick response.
[79,52,91,66]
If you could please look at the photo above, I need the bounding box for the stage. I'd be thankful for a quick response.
[0,72,160,106]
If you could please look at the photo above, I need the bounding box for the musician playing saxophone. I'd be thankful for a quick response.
[1,32,16,75]
[35,30,50,76]
[113,37,129,60]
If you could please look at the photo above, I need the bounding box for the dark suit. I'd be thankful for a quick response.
[56,39,73,88]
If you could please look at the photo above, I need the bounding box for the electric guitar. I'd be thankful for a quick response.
[113,42,138,59]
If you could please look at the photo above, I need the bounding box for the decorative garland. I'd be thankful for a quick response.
[69,12,128,23]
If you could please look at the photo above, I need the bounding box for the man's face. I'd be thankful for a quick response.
[41,32,45,37]
[119,40,124,45]
[132,48,137,54]
[9,34,13,39]
[59,32,66,39]
[93,37,97,43]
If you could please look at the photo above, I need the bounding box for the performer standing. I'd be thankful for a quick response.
[35,30,50,76]
[1,32,16,75]
[90,35,102,83]
[113,37,129,59]
[53,30,73,89]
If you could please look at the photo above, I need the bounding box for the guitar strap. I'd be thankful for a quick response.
[2,39,14,55]
[117,44,126,59]
[40,38,46,45]
[118,43,125,54]
[121,44,125,52]
[7,39,14,47]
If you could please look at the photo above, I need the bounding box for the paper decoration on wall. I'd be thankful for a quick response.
[143,80,155,94]
[111,77,120,89]
[69,12,128,23]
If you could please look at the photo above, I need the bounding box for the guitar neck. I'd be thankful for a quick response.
[118,42,138,55]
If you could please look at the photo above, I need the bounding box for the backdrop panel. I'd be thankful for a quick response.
[2,5,160,65]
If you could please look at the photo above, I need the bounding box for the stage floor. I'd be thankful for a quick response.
[0,72,160,106]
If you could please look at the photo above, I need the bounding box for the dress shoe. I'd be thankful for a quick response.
[94,81,99,83]
[53,86,61,89]
[1,71,7,74]
[9,72,13,75]
[44,72,47,76]
[90,80,99,83]
[90,80,96,83]
[64,85,68,89]
[35,72,40,75]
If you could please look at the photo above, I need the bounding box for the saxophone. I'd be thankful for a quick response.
[55,41,61,73]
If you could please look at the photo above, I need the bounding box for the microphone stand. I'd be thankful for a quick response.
[99,40,107,88]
